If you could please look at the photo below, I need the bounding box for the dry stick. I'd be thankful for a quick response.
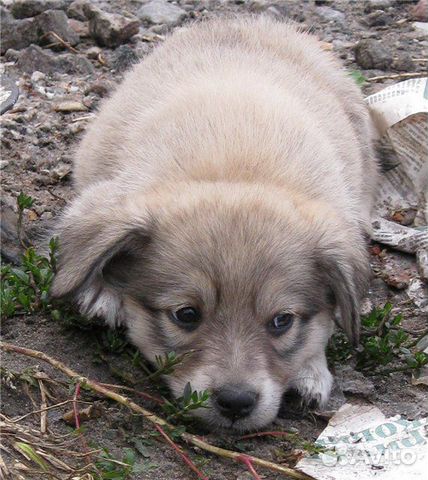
[99,382,164,405]
[0,342,315,480]
[367,72,427,82]
[37,379,48,434]
[12,400,88,423]
[154,424,208,480]
[72,382,93,465]
[39,31,79,54]
[73,383,81,429]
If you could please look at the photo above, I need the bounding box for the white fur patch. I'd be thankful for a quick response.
[291,354,333,407]
[77,286,124,327]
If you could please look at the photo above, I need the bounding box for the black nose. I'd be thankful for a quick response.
[214,386,258,420]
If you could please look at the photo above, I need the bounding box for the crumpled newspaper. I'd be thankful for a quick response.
[366,77,428,308]
[296,403,428,480]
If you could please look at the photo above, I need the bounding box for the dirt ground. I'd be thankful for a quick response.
[1,0,428,479]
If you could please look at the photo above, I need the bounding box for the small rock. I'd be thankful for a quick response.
[30,70,46,82]
[366,10,390,26]
[0,9,38,54]
[138,0,187,26]
[52,163,72,180]
[354,39,393,69]
[112,44,139,73]
[392,52,414,71]
[382,266,412,289]
[35,9,79,47]
[53,100,87,112]
[364,0,391,12]
[412,21,428,33]
[66,0,88,21]
[316,6,345,23]
[68,18,89,37]
[337,366,375,398]
[84,79,113,97]
[11,0,69,19]
[86,45,102,59]
[84,5,139,48]
[16,44,94,75]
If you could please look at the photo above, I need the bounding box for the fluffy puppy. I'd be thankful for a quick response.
[51,16,379,432]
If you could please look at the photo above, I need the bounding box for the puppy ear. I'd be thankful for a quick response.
[318,242,369,346]
[50,182,151,326]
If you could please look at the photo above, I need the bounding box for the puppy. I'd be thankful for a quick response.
[51,17,379,432]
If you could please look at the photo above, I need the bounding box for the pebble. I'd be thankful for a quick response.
[15,44,94,75]
[138,0,187,26]
[66,0,88,21]
[112,44,139,73]
[53,100,87,112]
[316,6,345,23]
[338,366,375,398]
[35,9,80,47]
[86,45,102,59]
[68,18,89,38]
[354,39,393,69]
[11,0,69,19]
[413,21,428,34]
[366,9,390,26]
[84,79,113,97]
[363,0,391,12]
[30,70,46,82]
[392,52,414,71]
[0,8,38,54]
[382,266,412,289]
[84,5,140,48]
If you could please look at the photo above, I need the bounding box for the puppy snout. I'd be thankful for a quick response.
[214,385,258,421]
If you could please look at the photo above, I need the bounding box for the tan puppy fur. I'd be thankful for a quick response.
[51,16,379,431]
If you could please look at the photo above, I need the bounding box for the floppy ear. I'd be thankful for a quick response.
[50,182,151,327]
[317,241,370,346]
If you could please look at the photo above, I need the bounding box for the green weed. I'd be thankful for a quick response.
[350,70,368,86]
[162,382,210,422]
[328,303,428,375]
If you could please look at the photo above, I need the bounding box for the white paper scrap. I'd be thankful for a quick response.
[296,403,428,480]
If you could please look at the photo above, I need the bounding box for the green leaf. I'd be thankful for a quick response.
[15,442,49,472]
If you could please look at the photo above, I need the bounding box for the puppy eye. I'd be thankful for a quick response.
[268,313,294,336]
[171,307,201,331]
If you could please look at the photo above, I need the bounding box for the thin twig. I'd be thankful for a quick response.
[99,382,164,405]
[0,342,314,480]
[367,72,427,82]
[37,379,48,434]
[40,31,79,54]
[237,454,262,480]
[12,400,88,423]
[73,383,81,430]
[155,424,208,480]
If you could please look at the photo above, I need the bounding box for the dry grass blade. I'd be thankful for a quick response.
[367,72,427,82]
[0,414,94,479]
[1,341,315,480]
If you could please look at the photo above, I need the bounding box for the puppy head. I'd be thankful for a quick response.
[52,181,369,431]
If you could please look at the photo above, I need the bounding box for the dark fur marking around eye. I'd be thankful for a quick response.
[274,317,311,359]
[137,295,163,316]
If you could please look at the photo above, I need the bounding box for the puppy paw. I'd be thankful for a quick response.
[291,359,333,408]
